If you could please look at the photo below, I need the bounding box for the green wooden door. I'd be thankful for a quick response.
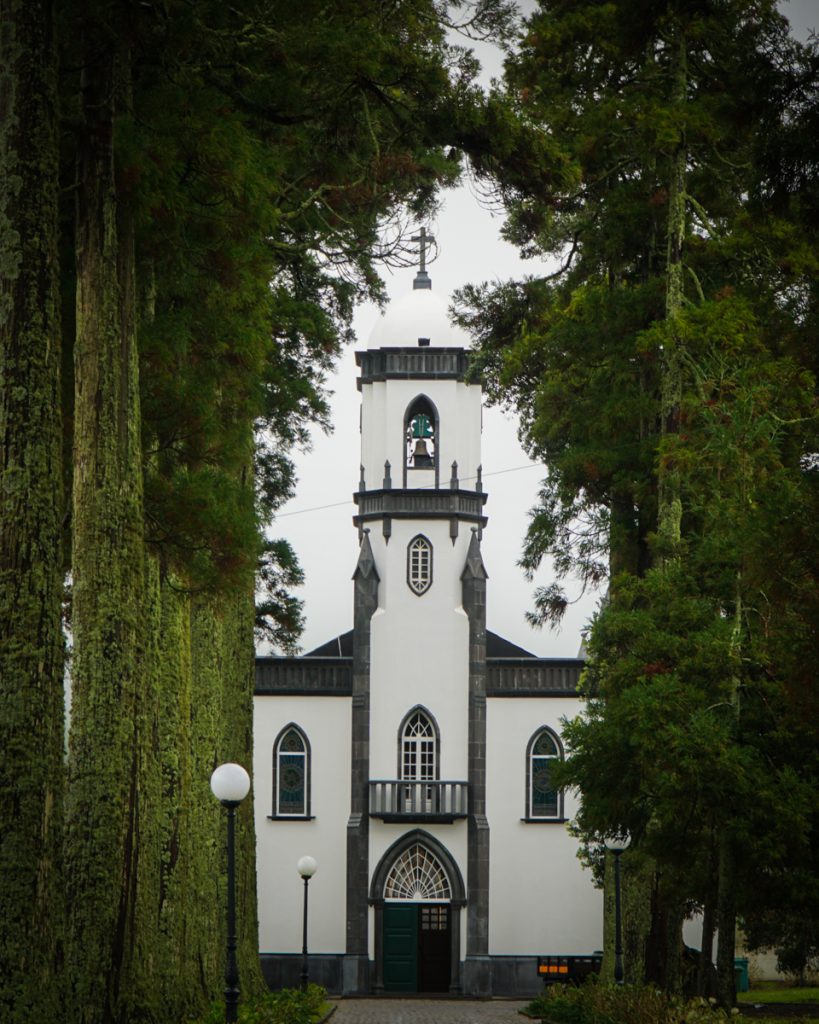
[383,904,418,992]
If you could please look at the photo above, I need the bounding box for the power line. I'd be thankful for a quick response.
[274,463,542,519]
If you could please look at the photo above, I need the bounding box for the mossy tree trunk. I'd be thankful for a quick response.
[119,552,163,1022]
[63,18,150,1022]
[185,586,264,1010]
[220,580,264,998]
[635,18,688,993]
[189,596,230,1003]
[0,2,66,1019]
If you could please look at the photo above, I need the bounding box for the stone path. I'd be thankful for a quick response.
[329,998,530,1023]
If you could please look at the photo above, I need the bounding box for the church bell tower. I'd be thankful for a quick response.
[344,232,492,995]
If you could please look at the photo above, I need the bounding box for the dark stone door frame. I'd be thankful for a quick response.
[369,829,465,994]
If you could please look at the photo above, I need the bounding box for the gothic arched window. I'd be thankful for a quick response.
[526,727,564,821]
[405,396,437,471]
[400,708,438,783]
[407,534,433,595]
[272,724,311,818]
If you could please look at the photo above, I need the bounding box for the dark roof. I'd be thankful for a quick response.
[486,632,538,659]
[306,631,354,657]
[306,629,537,660]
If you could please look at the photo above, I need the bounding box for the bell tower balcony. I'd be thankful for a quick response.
[368,780,469,823]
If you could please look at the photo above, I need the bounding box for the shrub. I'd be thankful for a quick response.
[523,980,733,1024]
[190,984,327,1024]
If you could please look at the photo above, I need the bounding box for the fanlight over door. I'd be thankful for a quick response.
[384,842,452,901]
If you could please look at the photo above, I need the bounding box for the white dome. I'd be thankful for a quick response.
[367,286,471,349]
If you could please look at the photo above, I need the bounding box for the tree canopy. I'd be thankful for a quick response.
[454,0,819,1001]
[1,2,520,1021]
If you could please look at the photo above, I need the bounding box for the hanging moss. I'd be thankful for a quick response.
[0,2,66,1020]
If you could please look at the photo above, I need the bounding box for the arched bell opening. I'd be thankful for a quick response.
[370,830,465,994]
[403,395,439,487]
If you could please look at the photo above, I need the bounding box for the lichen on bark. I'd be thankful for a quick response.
[0,2,66,1019]
[63,26,148,1023]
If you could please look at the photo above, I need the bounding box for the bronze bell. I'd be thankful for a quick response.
[413,438,434,467]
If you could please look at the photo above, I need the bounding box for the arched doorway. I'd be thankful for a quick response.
[370,830,465,994]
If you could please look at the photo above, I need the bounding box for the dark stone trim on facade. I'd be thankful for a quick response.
[255,657,352,696]
[461,529,491,996]
[353,487,487,531]
[260,953,344,994]
[344,532,379,995]
[253,656,584,699]
[486,658,584,697]
[260,951,569,998]
[356,347,479,388]
[369,829,466,995]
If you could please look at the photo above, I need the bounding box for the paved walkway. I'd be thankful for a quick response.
[329,998,530,1023]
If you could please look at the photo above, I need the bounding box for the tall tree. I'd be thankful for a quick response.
[0,2,66,1021]
[53,1,510,1020]
[456,0,819,1000]
[62,5,151,1020]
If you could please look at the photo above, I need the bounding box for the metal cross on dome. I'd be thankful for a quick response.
[411,226,434,289]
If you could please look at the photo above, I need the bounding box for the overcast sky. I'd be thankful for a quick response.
[264,1,817,659]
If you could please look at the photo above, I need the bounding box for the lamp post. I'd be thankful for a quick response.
[211,763,251,1023]
[604,833,631,985]
[297,855,317,992]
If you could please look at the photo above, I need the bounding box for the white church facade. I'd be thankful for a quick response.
[252,255,602,997]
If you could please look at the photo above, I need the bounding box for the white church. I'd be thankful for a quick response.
[252,249,602,997]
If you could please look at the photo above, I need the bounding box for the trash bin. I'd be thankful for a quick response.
[734,957,749,993]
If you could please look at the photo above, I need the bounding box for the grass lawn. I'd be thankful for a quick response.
[743,1018,817,1023]
[739,987,819,1004]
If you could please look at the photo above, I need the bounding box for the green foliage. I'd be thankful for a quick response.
[456,0,819,999]
[525,981,733,1024]
[45,2,502,1021]
[191,985,327,1024]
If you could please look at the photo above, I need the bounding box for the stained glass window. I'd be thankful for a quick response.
[275,726,309,817]
[384,843,451,901]
[407,535,432,595]
[529,728,562,819]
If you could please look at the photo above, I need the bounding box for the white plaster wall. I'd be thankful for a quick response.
[486,698,602,955]
[253,696,351,954]
[368,518,471,782]
[359,377,482,488]
[368,819,469,959]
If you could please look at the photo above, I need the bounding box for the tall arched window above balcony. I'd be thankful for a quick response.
[404,395,438,483]
[399,707,439,783]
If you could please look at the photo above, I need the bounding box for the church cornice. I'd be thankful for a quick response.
[486,658,584,697]
[352,486,488,529]
[355,347,479,388]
